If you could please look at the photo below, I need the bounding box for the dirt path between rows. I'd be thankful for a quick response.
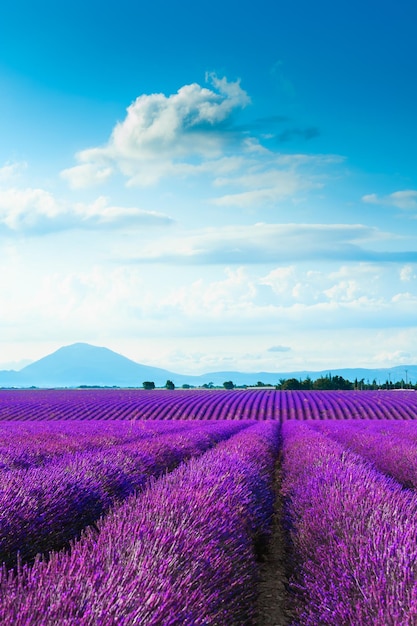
[256,465,295,626]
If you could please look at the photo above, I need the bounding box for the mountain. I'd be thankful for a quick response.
[0,343,416,388]
[0,343,178,388]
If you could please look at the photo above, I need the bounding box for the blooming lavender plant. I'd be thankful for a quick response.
[0,422,279,625]
[0,421,247,569]
[313,419,417,489]
[0,420,192,470]
[1,388,417,422]
[282,421,417,625]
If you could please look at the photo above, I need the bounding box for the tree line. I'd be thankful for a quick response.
[274,374,416,390]
[142,374,416,391]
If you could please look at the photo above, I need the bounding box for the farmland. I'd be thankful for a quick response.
[1,389,417,624]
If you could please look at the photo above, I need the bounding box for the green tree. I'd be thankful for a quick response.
[223,381,235,389]
[281,378,302,390]
[165,380,175,390]
[142,381,155,390]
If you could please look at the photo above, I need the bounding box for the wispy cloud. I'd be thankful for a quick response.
[0,187,173,234]
[210,152,342,208]
[362,190,417,212]
[0,162,27,184]
[120,222,412,265]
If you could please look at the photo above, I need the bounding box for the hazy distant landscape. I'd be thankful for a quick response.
[1,342,416,389]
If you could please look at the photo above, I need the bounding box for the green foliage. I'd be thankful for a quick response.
[223,381,235,390]
[142,381,155,390]
[280,378,303,390]
[277,374,353,390]
[165,380,175,390]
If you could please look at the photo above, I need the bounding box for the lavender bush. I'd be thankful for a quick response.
[0,420,192,470]
[2,388,417,422]
[0,421,247,569]
[282,421,417,625]
[0,422,279,625]
[313,419,417,489]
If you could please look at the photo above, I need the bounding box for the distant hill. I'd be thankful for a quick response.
[0,343,178,388]
[0,342,416,388]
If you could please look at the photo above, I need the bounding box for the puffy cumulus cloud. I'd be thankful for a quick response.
[145,262,417,337]
[0,187,63,231]
[0,187,173,234]
[61,75,343,201]
[362,190,417,212]
[163,267,258,318]
[122,222,403,265]
[62,74,251,188]
[260,264,386,307]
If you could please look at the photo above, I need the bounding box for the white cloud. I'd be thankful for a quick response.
[362,190,417,211]
[61,74,251,188]
[2,252,417,372]
[60,75,344,205]
[400,264,417,281]
[60,163,113,189]
[211,180,305,208]
[373,350,413,365]
[0,262,147,338]
[0,162,27,183]
[0,187,173,234]
[0,187,63,231]
[121,222,399,264]
[211,153,341,208]
[129,262,417,340]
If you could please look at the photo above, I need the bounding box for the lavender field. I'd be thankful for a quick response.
[1,388,417,624]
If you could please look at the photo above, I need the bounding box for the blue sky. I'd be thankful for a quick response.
[1,0,417,375]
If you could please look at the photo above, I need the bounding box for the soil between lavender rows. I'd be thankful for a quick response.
[256,466,295,626]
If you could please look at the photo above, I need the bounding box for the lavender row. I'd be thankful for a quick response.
[313,420,417,489]
[0,420,193,470]
[281,421,417,625]
[2,388,417,422]
[0,421,247,569]
[0,422,280,625]
[0,388,280,421]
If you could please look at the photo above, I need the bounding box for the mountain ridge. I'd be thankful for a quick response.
[0,342,416,388]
